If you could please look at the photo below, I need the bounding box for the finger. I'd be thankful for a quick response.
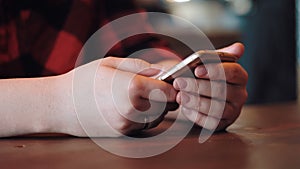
[177,91,224,119]
[135,99,169,118]
[130,75,177,102]
[129,109,167,132]
[181,106,233,131]
[119,107,168,135]
[174,77,247,102]
[142,111,167,130]
[129,99,178,128]
[216,42,245,59]
[177,91,240,121]
[129,102,177,131]
[180,106,220,130]
[174,77,225,101]
[194,63,248,86]
[100,57,162,76]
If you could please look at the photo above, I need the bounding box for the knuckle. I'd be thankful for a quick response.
[185,78,198,92]
[200,97,210,113]
[234,88,248,105]
[198,80,210,94]
[208,100,223,118]
[212,82,226,99]
[194,79,201,91]
[129,77,147,109]
[193,97,202,112]
[210,64,225,80]
[165,87,177,101]
[100,56,114,65]
[132,58,150,71]
[129,76,143,94]
[134,101,150,112]
[227,64,248,85]
[227,64,240,82]
[219,83,227,98]
[213,100,226,116]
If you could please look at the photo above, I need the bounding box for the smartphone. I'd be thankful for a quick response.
[156,50,238,82]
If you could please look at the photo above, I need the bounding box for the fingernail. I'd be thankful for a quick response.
[174,79,187,90]
[195,66,207,77]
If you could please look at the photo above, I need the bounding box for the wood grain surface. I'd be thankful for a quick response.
[1,102,300,169]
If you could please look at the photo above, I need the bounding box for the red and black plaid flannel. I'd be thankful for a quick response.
[0,0,176,78]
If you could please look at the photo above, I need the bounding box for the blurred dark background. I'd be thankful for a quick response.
[135,0,298,104]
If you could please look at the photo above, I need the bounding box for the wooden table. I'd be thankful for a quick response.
[1,102,300,169]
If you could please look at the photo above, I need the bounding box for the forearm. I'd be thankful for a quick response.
[0,75,74,137]
[0,58,183,138]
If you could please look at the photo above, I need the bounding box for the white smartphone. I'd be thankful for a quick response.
[156,50,238,82]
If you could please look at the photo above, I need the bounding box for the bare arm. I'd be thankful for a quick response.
[0,57,176,137]
[0,75,70,137]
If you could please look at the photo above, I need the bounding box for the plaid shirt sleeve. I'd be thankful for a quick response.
[0,0,178,78]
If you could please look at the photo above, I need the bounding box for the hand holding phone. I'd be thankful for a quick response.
[157,50,238,82]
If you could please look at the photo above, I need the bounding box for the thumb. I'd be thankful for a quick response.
[217,42,245,58]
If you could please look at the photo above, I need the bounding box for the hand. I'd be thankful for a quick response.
[173,43,248,131]
[63,57,177,137]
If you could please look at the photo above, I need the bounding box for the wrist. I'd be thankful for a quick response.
[52,71,86,136]
[32,74,67,134]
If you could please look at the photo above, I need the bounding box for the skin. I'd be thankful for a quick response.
[174,43,248,131]
[0,43,247,137]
